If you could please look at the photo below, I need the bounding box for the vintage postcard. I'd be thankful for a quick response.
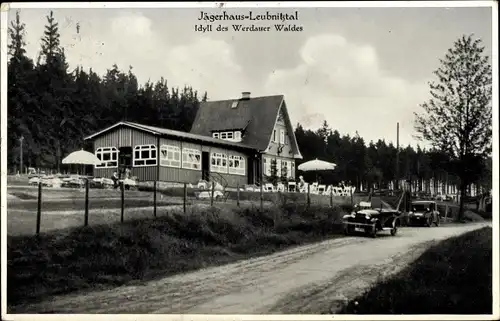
[1,1,498,320]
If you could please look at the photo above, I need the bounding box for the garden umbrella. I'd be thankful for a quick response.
[298,158,337,183]
[62,149,102,175]
[298,158,337,171]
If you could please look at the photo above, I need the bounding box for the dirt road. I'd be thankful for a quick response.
[11,222,490,314]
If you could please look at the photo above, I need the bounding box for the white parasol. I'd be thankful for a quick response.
[298,158,337,184]
[298,158,337,171]
[62,149,102,166]
[62,149,102,177]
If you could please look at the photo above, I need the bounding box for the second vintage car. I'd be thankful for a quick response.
[408,200,441,227]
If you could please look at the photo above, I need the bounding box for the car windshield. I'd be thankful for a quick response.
[412,203,430,212]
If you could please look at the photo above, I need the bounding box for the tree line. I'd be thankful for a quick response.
[293,120,491,194]
[8,11,492,211]
[7,10,206,172]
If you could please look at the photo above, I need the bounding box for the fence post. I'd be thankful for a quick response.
[307,184,311,208]
[183,183,187,213]
[120,182,125,223]
[350,188,354,207]
[237,182,240,207]
[211,181,215,206]
[330,186,333,207]
[36,182,42,235]
[153,181,157,217]
[84,178,89,227]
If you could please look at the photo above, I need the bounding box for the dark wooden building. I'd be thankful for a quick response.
[84,92,303,187]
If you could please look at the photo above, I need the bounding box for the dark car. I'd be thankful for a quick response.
[343,206,401,238]
[408,200,441,227]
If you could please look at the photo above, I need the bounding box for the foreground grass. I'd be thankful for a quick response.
[7,203,350,308]
[339,226,492,314]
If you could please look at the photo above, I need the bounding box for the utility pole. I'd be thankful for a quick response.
[19,136,24,175]
[395,122,399,190]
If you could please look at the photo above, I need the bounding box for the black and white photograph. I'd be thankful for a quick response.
[1,1,498,319]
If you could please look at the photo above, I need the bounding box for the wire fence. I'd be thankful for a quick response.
[8,175,477,236]
[7,177,361,236]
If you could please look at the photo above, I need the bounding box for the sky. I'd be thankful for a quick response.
[7,4,494,148]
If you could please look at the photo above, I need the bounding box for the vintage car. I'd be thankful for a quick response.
[343,203,401,237]
[408,200,441,227]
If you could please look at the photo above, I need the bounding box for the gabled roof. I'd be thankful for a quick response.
[83,121,257,151]
[190,95,301,157]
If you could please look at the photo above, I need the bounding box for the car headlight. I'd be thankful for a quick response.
[365,215,370,220]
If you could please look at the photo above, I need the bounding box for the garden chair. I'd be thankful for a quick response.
[197,179,209,190]
[277,182,286,192]
[264,183,275,192]
[288,181,297,192]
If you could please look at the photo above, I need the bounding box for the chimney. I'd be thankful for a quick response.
[241,91,251,100]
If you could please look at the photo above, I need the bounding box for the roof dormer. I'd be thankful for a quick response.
[212,130,243,143]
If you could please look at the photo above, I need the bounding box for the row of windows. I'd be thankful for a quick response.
[263,157,295,179]
[160,146,201,170]
[272,129,288,145]
[210,153,245,175]
[96,146,157,168]
[213,131,242,142]
[95,145,246,175]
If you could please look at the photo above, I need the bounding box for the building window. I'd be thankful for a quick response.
[133,144,157,167]
[213,132,220,139]
[95,147,118,168]
[264,157,271,176]
[211,152,228,173]
[280,160,288,178]
[284,132,289,145]
[280,129,285,144]
[291,162,295,178]
[227,132,233,139]
[286,161,292,178]
[182,148,201,170]
[229,155,245,175]
[160,145,180,168]
[234,131,241,141]
[273,130,277,142]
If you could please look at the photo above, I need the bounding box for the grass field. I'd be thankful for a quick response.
[7,202,350,308]
[7,182,354,236]
[338,226,493,314]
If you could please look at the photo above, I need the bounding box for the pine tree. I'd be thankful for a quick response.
[37,10,73,171]
[414,34,492,220]
[7,10,37,171]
